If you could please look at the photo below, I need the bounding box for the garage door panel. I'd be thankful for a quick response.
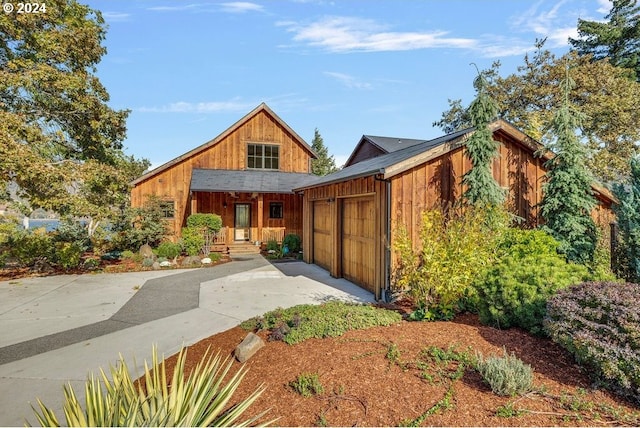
[342,197,375,293]
[313,201,331,271]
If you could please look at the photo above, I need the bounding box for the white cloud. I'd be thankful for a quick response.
[596,0,612,14]
[102,12,130,22]
[147,3,204,12]
[509,0,581,48]
[279,16,477,53]
[138,99,255,113]
[323,72,372,90]
[220,2,264,13]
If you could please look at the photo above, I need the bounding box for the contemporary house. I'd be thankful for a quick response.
[294,120,616,299]
[131,105,616,299]
[130,103,319,248]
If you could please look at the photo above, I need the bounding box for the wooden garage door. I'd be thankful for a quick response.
[313,201,332,271]
[342,196,375,293]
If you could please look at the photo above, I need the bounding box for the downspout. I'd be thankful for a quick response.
[375,174,392,302]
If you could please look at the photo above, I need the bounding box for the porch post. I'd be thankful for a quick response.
[257,193,264,244]
[190,191,197,215]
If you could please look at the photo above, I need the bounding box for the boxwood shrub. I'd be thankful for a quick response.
[545,281,640,405]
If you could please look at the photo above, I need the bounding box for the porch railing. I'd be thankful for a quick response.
[202,227,228,254]
[262,227,286,244]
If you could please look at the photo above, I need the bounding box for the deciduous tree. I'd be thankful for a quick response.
[0,0,148,230]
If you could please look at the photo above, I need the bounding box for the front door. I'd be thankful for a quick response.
[234,203,251,241]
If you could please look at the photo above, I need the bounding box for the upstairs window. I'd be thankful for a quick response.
[248,143,279,170]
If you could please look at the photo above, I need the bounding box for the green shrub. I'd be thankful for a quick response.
[181,227,205,256]
[121,250,135,259]
[241,301,402,345]
[7,228,54,267]
[31,346,271,427]
[142,257,154,267]
[156,241,181,259]
[266,239,279,252]
[545,281,640,405]
[110,195,169,251]
[475,348,533,396]
[282,233,301,253]
[208,252,222,262]
[289,373,324,397]
[54,242,83,270]
[186,213,222,232]
[474,252,591,335]
[392,206,508,320]
[53,218,91,252]
[83,258,100,270]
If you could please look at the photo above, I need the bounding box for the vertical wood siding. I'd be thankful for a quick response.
[131,109,314,237]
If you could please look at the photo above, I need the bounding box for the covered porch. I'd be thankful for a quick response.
[188,169,318,247]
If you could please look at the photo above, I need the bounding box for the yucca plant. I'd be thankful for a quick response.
[29,346,274,427]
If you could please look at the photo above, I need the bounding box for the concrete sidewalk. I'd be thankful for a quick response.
[0,255,373,426]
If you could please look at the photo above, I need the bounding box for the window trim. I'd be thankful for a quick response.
[247,142,280,170]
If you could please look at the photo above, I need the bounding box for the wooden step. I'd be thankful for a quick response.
[228,243,262,255]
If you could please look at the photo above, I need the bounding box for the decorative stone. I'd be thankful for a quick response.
[152,261,161,270]
[201,257,212,264]
[234,332,265,363]
[159,260,172,267]
[181,255,202,267]
[139,244,154,259]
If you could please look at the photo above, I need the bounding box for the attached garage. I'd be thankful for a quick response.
[296,120,616,301]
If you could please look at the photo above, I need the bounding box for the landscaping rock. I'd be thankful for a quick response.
[181,256,202,267]
[152,261,161,270]
[234,332,265,363]
[139,244,154,259]
[201,257,212,264]
[159,260,172,267]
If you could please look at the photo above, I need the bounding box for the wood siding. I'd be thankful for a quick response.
[345,141,386,167]
[131,108,314,237]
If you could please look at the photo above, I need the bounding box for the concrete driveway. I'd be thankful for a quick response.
[0,255,373,426]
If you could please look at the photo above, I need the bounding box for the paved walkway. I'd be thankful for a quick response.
[0,255,373,426]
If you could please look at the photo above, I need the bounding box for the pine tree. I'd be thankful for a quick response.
[310,128,339,176]
[613,157,640,281]
[539,68,597,264]
[569,0,640,81]
[462,69,505,207]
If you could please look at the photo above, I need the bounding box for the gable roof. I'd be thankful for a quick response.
[131,103,317,186]
[344,135,427,166]
[190,169,319,194]
[294,119,615,204]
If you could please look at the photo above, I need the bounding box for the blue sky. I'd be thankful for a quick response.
[86,0,612,169]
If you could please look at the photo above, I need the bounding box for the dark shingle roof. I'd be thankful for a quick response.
[363,135,427,153]
[190,169,319,193]
[296,127,473,190]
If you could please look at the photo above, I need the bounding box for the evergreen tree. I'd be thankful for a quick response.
[569,0,640,81]
[539,68,597,264]
[461,69,505,208]
[612,157,640,282]
[310,128,338,176]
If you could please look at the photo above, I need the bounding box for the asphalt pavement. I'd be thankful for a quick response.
[0,255,373,426]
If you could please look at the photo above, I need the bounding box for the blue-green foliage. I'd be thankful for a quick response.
[462,69,505,208]
[539,72,597,264]
[613,157,640,282]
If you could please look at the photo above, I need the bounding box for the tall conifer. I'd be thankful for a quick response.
[462,69,505,207]
[539,68,597,263]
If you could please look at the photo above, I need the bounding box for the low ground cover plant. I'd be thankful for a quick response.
[475,348,533,396]
[241,301,402,345]
[289,372,324,397]
[545,281,640,405]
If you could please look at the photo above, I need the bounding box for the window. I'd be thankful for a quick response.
[159,200,175,219]
[269,202,283,219]
[248,143,279,170]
